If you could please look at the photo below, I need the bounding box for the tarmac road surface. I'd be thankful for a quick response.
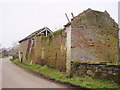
[0,57,2,89]
[1,57,67,88]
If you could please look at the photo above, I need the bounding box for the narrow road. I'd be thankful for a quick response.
[0,57,2,89]
[1,57,67,88]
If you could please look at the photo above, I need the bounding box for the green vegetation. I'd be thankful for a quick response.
[48,34,53,45]
[41,29,64,41]
[10,54,19,61]
[0,56,7,58]
[12,59,120,89]
[71,61,105,65]
[41,29,65,45]
[41,36,48,41]
[118,62,120,65]
[48,34,53,39]
[41,34,53,45]
[71,61,120,66]
[36,33,41,37]
[53,29,64,35]
[107,63,120,66]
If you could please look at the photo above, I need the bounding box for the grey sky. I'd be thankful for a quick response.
[0,0,119,48]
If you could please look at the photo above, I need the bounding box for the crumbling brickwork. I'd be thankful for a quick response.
[33,31,67,71]
[19,39,29,63]
[19,9,119,72]
[19,31,67,71]
[71,9,119,64]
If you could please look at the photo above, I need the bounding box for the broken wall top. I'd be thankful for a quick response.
[70,9,119,64]
[72,9,118,30]
[19,27,53,43]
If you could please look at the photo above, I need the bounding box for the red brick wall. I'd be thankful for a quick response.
[71,9,119,64]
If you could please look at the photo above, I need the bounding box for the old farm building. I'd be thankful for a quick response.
[19,27,53,63]
[19,9,119,83]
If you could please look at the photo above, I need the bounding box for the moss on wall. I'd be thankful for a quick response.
[27,30,67,71]
[71,61,120,84]
[53,29,65,35]
[71,9,119,64]
[19,9,119,72]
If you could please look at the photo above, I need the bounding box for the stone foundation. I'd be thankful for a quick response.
[71,61,120,84]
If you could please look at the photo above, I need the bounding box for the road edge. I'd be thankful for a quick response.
[10,60,90,90]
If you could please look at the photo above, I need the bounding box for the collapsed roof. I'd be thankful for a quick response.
[19,27,53,43]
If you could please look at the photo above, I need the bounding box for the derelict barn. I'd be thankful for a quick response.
[19,27,53,63]
[19,9,119,72]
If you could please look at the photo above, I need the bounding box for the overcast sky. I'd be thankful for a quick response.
[0,0,119,48]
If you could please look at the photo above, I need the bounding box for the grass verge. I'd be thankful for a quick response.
[12,59,120,89]
[0,56,8,58]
